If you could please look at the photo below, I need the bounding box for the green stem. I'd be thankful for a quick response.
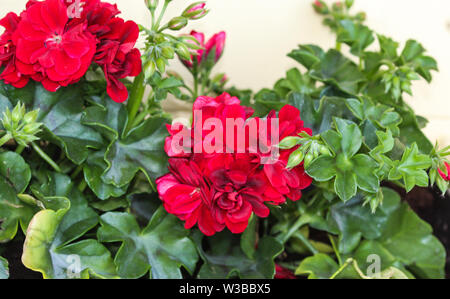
[31,142,61,173]
[154,0,169,31]
[293,231,319,255]
[71,165,83,179]
[329,258,353,279]
[78,180,87,192]
[15,144,25,154]
[0,133,11,147]
[193,72,199,100]
[335,41,342,51]
[281,215,310,243]
[125,73,146,135]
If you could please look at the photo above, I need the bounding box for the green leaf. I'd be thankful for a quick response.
[337,20,375,56]
[353,154,380,193]
[401,40,425,62]
[22,173,115,279]
[0,152,37,242]
[102,116,169,189]
[310,49,365,95]
[0,256,8,279]
[388,143,431,192]
[327,188,399,254]
[97,209,198,279]
[334,118,362,157]
[32,84,104,164]
[295,253,339,279]
[288,44,325,69]
[197,232,283,279]
[240,215,257,259]
[289,94,355,134]
[334,171,357,202]
[306,156,337,182]
[23,210,116,279]
[83,150,128,200]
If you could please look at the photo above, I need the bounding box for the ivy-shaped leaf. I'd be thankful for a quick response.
[83,150,128,200]
[0,152,38,242]
[97,208,198,279]
[22,172,116,279]
[288,44,325,70]
[196,231,283,279]
[295,253,339,279]
[388,143,431,192]
[337,20,375,56]
[309,49,365,95]
[102,116,169,189]
[307,118,380,201]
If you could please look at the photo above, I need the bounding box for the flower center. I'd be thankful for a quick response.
[45,33,63,48]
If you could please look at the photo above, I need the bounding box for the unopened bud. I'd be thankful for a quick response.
[168,16,188,31]
[182,2,208,20]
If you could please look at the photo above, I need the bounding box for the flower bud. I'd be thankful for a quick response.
[161,46,175,59]
[182,2,208,20]
[23,110,39,125]
[312,0,329,14]
[168,16,188,31]
[156,57,166,73]
[279,136,302,149]
[205,31,226,63]
[345,0,354,8]
[287,149,304,169]
[144,0,159,11]
[144,60,156,79]
[22,122,42,135]
[438,162,450,182]
[332,1,343,12]
[176,43,192,61]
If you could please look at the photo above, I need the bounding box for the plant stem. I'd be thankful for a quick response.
[78,179,87,192]
[71,165,83,179]
[15,144,25,154]
[281,214,310,243]
[193,72,199,99]
[329,258,352,279]
[31,142,61,173]
[125,73,146,135]
[0,133,11,147]
[335,41,342,51]
[154,0,169,31]
[293,231,319,255]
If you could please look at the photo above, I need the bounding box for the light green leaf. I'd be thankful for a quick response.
[0,256,8,279]
[295,253,339,279]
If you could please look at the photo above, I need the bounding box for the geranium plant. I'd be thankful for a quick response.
[0,0,448,280]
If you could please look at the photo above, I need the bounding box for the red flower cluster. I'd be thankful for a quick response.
[156,93,312,236]
[0,0,141,103]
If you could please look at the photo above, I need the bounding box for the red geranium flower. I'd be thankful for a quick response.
[0,12,29,88]
[14,0,97,91]
[157,94,313,235]
[0,0,142,103]
[181,30,226,69]
[156,159,223,236]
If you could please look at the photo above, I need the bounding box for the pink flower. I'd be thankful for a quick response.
[438,162,450,182]
[181,30,226,69]
[205,31,226,63]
